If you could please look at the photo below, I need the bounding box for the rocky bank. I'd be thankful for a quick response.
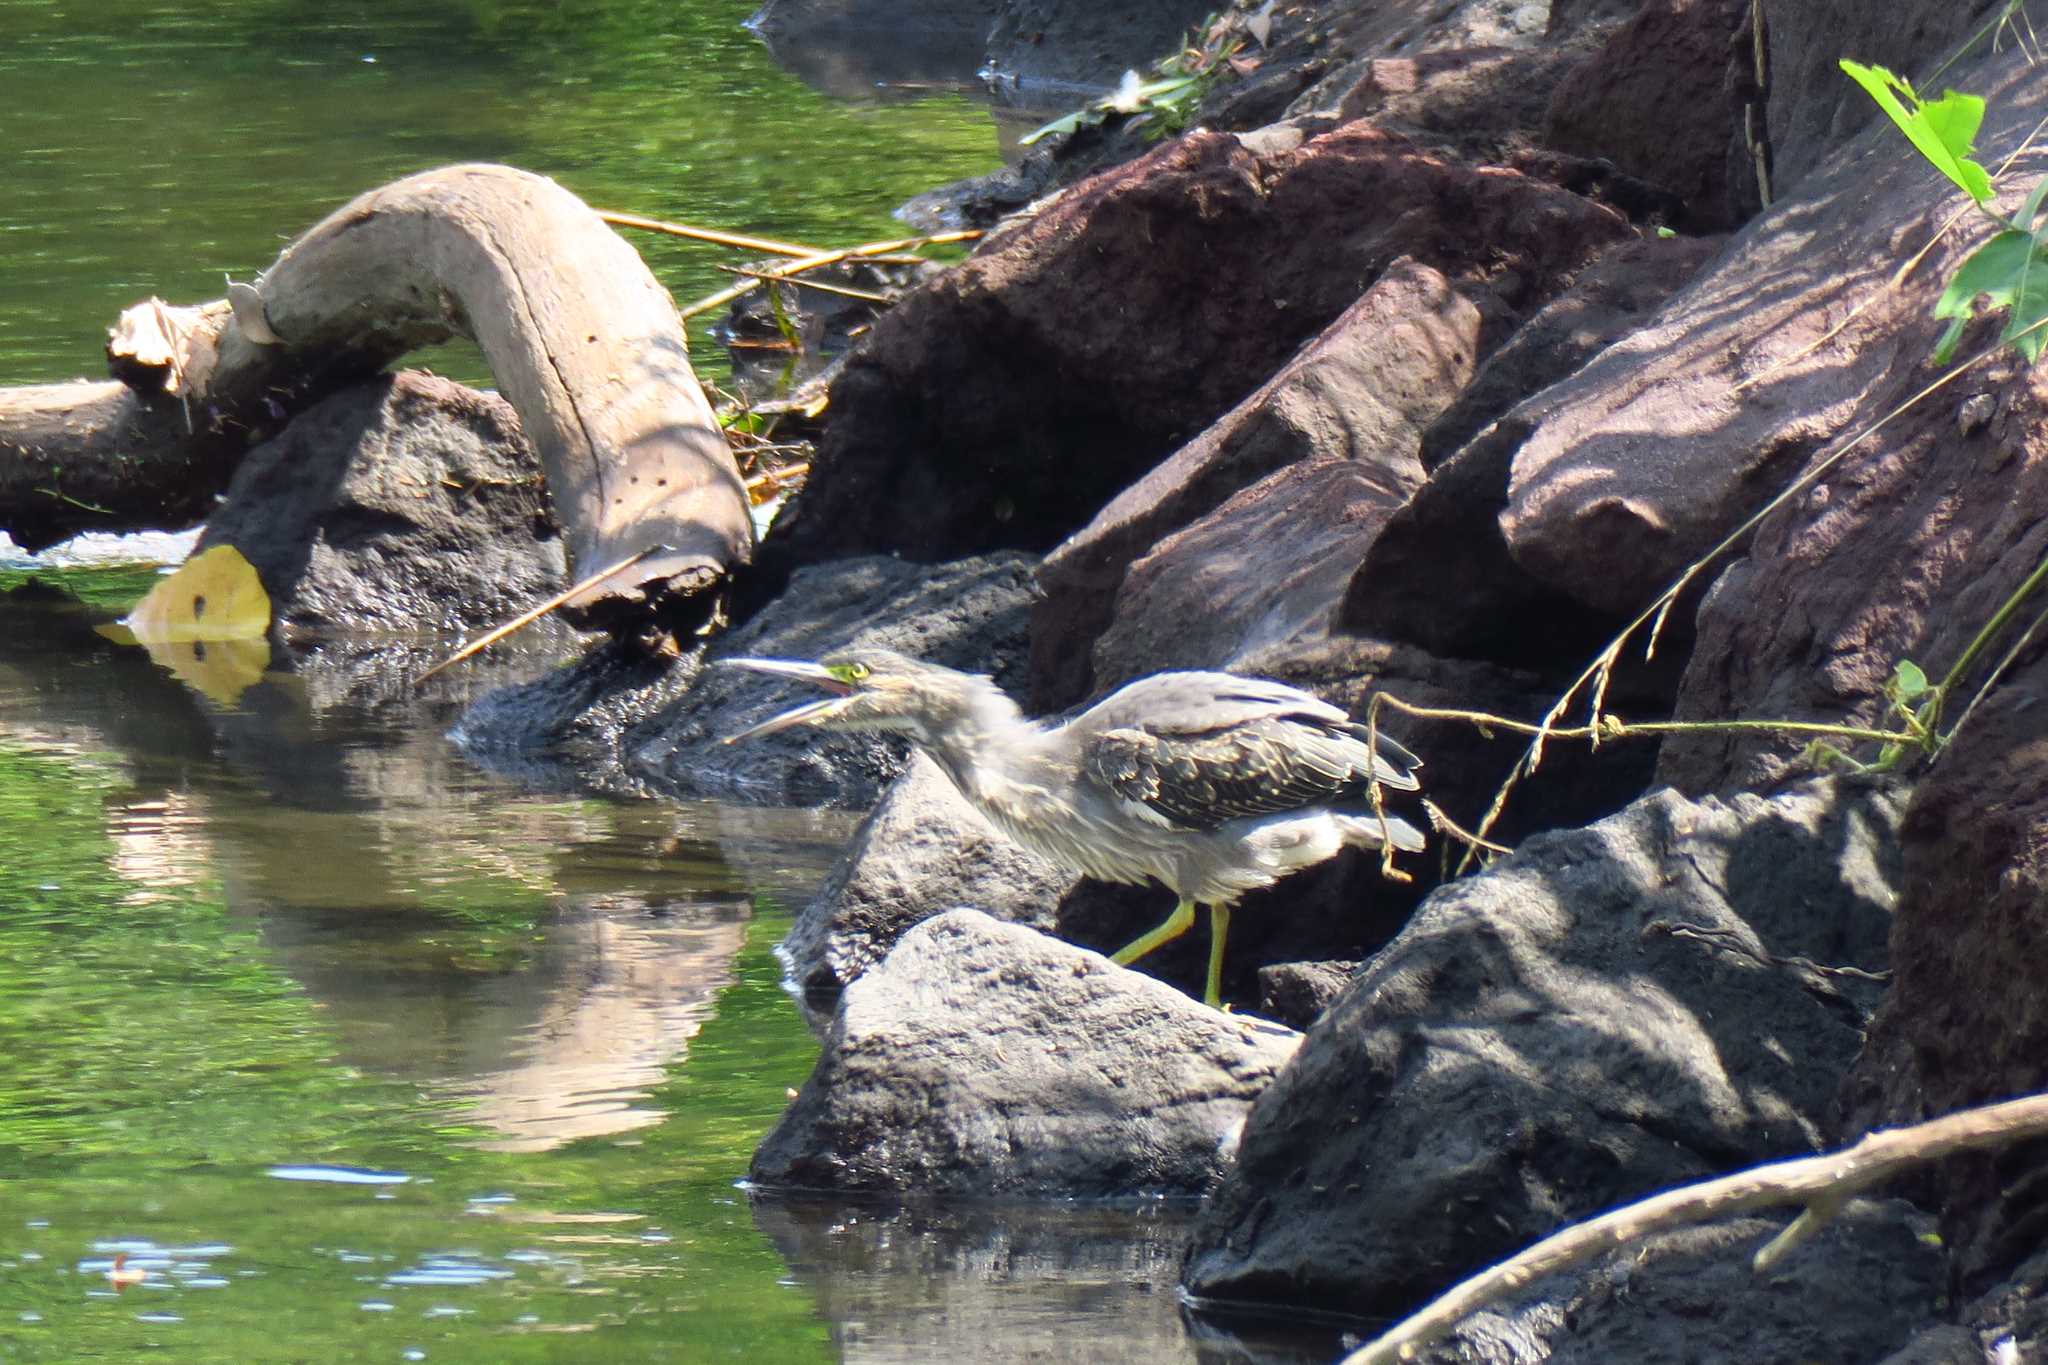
[180,0,2048,1357]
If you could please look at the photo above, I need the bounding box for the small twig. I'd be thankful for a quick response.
[1373,692,1912,749]
[1421,798,1512,857]
[413,544,664,685]
[1459,328,2012,875]
[712,263,898,304]
[595,210,826,259]
[1643,920,1891,984]
[677,230,981,321]
[1347,1091,2048,1365]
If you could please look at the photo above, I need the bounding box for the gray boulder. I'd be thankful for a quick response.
[1182,779,1899,1318]
[751,909,1301,1197]
[202,371,567,636]
[780,752,1080,1006]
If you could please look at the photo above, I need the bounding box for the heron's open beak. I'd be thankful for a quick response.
[720,658,855,744]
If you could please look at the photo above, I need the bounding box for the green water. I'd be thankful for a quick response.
[0,7,1236,1360]
[0,0,1002,386]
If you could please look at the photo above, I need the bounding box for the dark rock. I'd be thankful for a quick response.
[634,553,1037,807]
[1500,47,2041,623]
[1333,46,1594,165]
[1653,50,2048,793]
[983,0,1216,94]
[1089,457,1422,690]
[1761,0,2010,202]
[1341,232,1720,667]
[454,553,1035,804]
[1879,1245,2048,1363]
[750,909,1301,1197]
[1183,780,1899,1317]
[896,116,1156,233]
[1413,1199,1943,1364]
[1542,0,1749,231]
[743,0,1001,100]
[781,751,1078,1008]
[1039,256,1479,703]
[1846,667,2048,1296]
[200,371,566,637]
[1255,960,1356,1031]
[1547,0,1655,37]
[450,636,697,796]
[759,122,1630,622]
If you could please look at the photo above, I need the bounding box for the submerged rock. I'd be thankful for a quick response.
[1182,779,1899,1319]
[751,909,1300,1198]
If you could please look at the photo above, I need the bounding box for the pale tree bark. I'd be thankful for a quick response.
[0,163,752,633]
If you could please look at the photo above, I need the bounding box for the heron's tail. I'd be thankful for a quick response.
[1336,811,1427,854]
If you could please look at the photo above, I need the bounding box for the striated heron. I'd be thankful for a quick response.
[722,648,1424,1008]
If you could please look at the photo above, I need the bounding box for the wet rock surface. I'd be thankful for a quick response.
[1183,780,1899,1317]
[201,371,567,637]
[456,553,1035,804]
[751,909,1301,1197]
[633,553,1037,807]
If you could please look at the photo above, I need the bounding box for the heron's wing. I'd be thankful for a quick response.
[1084,712,1418,833]
[1079,672,1420,809]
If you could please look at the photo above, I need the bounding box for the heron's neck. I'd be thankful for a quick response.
[917,679,1053,815]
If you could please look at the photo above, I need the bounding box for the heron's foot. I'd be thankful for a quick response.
[1109,898,1197,968]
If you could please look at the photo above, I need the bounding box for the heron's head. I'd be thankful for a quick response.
[720,648,983,745]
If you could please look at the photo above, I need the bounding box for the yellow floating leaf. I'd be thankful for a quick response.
[120,544,271,642]
[94,626,273,707]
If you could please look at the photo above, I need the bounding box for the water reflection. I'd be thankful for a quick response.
[0,580,840,1152]
[753,1197,1201,1363]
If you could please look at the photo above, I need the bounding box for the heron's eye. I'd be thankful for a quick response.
[846,662,870,681]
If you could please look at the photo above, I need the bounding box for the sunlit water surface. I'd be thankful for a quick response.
[0,3,1332,1360]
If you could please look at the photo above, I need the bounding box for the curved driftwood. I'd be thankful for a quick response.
[3,164,751,630]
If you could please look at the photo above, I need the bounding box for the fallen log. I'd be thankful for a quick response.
[1,163,752,634]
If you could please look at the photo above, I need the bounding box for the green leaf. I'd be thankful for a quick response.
[2017,176,2048,231]
[1891,659,1930,701]
[1840,60,1995,203]
[1019,105,1106,147]
[1933,229,2048,363]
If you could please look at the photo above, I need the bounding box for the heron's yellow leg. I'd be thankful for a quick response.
[1204,904,1230,1009]
[1109,897,1196,967]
